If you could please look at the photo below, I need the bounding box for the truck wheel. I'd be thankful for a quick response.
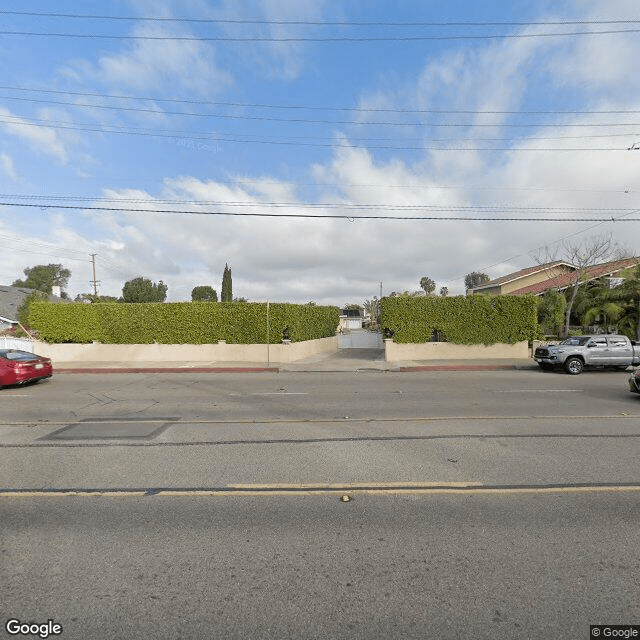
[564,357,584,375]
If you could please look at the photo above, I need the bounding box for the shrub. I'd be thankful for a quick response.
[29,301,340,344]
[380,295,539,345]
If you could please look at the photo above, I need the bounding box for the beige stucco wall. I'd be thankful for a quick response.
[35,336,338,364]
[384,340,529,361]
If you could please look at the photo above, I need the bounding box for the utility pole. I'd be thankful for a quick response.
[89,254,100,296]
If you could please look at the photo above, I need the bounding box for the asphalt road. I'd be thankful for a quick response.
[2,369,640,639]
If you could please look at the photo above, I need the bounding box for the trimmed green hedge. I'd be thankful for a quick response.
[380,295,539,345]
[29,301,340,344]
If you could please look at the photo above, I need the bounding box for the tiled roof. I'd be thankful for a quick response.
[471,260,573,291]
[508,257,640,295]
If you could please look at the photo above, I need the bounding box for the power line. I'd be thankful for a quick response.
[2,85,639,116]
[1,11,639,27]
[0,114,633,146]
[2,29,640,41]
[2,201,640,221]
[4,197,639,213]
[3,194,640,212]
[4,94,640,127]
[0,117,632,151]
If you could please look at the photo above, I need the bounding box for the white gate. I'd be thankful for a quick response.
[0,337,33,352]
[338,330,383,349]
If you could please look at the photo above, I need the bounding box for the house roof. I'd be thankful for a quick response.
[508,257,640,295]
[0,286,64,322]
[340,309,363,317]
[471,260,572,291]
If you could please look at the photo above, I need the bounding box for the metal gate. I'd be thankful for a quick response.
[338,330,384,349]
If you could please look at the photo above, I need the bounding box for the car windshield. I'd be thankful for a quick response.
[559,337,591,346]
[0,350,38,361]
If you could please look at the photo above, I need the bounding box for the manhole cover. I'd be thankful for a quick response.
[40,417,178,441]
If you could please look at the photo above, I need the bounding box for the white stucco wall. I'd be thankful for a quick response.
[34,336,338,364]
[384,340,530,361]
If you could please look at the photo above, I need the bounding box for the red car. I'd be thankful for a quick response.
[0,349,52,387]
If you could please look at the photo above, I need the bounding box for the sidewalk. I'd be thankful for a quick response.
[52,350,539,374]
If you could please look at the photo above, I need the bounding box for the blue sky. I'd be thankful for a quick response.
[2,0,640,304]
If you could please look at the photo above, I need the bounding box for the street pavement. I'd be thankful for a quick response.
[2,366,639,638]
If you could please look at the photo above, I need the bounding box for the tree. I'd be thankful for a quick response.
[75,293,119,303]
[191,286,218,302]
[121,277,167,303]
[589,267,640,340]
[364,297,380,326]
[464,272,490,291]
[439,287,448,297]
[13,264,71,295]
[537,288,567,337]
[419,276,436,295]
[535,235,619,338]
[16,290,47,329]
[221,263,232,302]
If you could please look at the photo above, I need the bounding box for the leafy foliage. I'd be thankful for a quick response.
[221,264,232,302]
[191,286,218,302]
[17,290,48,327]
[122,277,168,303]
[464,272,490,291]
[28,301,340,344]
[381,295,539,345]
[419,277,436,295]
[13,264,71,294]
[537,288,566,337]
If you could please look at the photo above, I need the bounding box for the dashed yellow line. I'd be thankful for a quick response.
[3,482,640,498]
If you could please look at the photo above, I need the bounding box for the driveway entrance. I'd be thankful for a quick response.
[338,329,384,350]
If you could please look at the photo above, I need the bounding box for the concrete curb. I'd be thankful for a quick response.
[400,363,537,372]
[55,366,280,374]
[53,362,539,374]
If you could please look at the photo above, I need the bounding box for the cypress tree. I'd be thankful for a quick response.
[221,263,233,302]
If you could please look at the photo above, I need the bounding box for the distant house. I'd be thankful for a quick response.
[0,315,17,331]
[467,258,640,297]
[339,308,364,331]
[0,285,65,329]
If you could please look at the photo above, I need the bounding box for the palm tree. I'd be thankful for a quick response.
[606,266,640,341]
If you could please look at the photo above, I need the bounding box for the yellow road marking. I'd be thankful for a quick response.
[3,483,640,498]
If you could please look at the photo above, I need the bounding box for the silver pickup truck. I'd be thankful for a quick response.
[534,334,640,374]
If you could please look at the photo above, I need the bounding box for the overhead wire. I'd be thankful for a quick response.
[2,29,640,42]
[2,85,640,116]
[3,93,640,127]
[2,201,640,222]
[1,12,639,27]
[0,115,635,148]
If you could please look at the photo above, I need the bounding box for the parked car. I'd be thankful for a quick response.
[0,349,52,387]
[534,335,640,375]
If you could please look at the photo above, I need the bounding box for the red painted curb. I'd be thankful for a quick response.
[55,367,280,374]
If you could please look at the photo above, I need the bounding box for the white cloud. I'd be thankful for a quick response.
[0,154,18,182]
[72,23,233,96]
[216,0,330,79]
[0,108,68,163]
